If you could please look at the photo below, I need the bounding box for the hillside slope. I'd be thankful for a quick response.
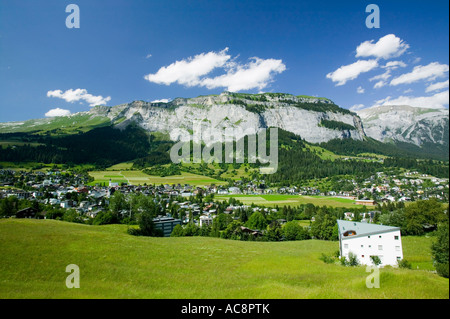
[0,219,448,299]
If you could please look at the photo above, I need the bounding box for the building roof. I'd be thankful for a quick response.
[337,220,400,240]
[153,217,181,224]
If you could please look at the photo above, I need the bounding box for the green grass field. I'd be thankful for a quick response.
[105,162,134,170]
[88,170,227,186]
[0,219,447,299]
[215,194,369,208]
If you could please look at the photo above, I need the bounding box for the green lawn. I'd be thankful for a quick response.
[88,170,227,186]
[215,194,368,208]
[106,162,134,170]
[0,219,447,299]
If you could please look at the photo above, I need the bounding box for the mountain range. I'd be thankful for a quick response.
[0,92,448,161]
[357,105,449,155]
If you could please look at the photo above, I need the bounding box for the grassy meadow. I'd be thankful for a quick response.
[88,170,227,187]
[0,219,447,299]
[215,194,370,208]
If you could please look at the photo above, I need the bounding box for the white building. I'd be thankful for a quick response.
[109,179,119,187]
[199,215,214,227]
[337,220,403,267]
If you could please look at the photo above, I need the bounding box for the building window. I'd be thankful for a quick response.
[379,235,382,238]
[397,256,401,261]
[344,244,348,249]
[394,236,399,240]
[368,236,371,238]
[378,245,383,250]
[395,246,400,251]
[361,245,364,248]
[362,255,365,258]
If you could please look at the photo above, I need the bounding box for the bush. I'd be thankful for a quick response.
[245,211,267,230]
[370,255,382,266]
[62,209,83,223]
[92,211,117,225]
[127,227,142,236]
[170,224,184,237]
[435,263,449,278]
[347,252,360,267]
[339,256,348,266]
[319,253,335,264]
[266,221,283,241]
[333,250,340,258]
[397,259,412,269]
[183,223,200,236]
[339,252,360,267]
[283,221,303,241]
[127,211,163,237]
[431,222,449,278]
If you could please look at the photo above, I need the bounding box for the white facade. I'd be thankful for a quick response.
[337,220,403,267]
[199,215,214,227]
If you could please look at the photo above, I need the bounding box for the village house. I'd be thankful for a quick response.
[15,207,38,219]
[227,186,240,194]
[343,212,354,220]
[337,220,403,267]
[199,214,214,227]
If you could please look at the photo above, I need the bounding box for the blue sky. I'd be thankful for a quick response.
[0,0,448,122]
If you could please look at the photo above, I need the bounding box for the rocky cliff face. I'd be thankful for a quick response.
[104,92,365,144]
[357,105,449,147]
[2,92,448,154]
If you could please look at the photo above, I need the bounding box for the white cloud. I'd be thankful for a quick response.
[356,34,409,59]
[47,89,111,106]
[151,98,171,103]
[369,61,406,88]
[349,104,366,112]
[146,54,152,59]
[373,80,386,89]
[390,62,449,86]
[425,80,449,93]
[412,57,422,64]
[369,70,392,82]
[403,88,413,94]
[373,90,449,109]
[45,108,71,117]
[199,57,286,92]
[144,48,231,87]
[357,86,365,94]
[326,59,378,86]
[382,60,407,70]
[144,48,286,92]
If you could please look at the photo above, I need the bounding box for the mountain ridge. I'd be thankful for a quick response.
[0,92,448,159]
[0,92,365,145]
[357,104,449,149]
